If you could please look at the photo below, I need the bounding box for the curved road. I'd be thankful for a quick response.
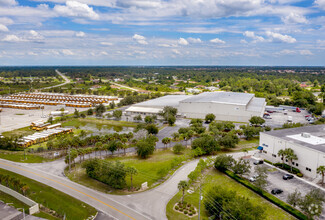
[40,69,71,90]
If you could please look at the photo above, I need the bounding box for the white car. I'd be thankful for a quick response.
[249,174,259,182]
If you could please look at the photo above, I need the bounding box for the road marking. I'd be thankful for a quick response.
[0,161,136,220]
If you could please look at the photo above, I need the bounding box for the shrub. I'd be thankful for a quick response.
[192,210,196,214]
[175,206,179,210]
[184,210,188,214]
[264,159,273,165]
[274,163,301,174]
[173,143,186,154]
[187,204,191,207]
[297,173,303,177]
[189,213,193,216]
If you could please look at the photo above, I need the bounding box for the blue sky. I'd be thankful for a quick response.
[0,0,324,66]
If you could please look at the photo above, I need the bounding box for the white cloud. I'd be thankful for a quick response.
[187,37,202,43]
[210,38,226,44]
[29,30,44,40]
[100,42,113,46]
[243,31,265,42]
[300,50,313,55]
[61,49,74,55]
[54,1,99,20]
[266,31,296,43]
[178,37,189,45]
[172,49,181,55]
[0,0,17,6]
[2,34,24,42]
[282,12,307,24]
[75,31,85,37]
[132,34,148,45]
[315,0,325,10]
[276,49,295,55]
[0,24,9,32]
[317,40,325,46]
[240,39,248,44]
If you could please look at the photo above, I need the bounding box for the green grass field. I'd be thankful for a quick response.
[66,149,193,194]
[2,126,34,138]
[166,168,295,220]
[0,191,30,212]
[0,168,97,220]
[62,117,138,128]
[0,150,53,163]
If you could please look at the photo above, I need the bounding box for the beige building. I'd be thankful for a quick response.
[259,125,325,178]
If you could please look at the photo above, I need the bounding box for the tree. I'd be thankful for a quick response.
[95,142,103,158]
[173,143,185,154]
[214,154,234,171]
[136,138,155,158]
[218,133,239,149]
[95,104,106,117]
[80,113,86,118]
[144,115,154,124]
[167,115,176,126]
[299,189,325,219]
[317,165,325,185]
[284,148,298,173]
[205,113,216,123]
[108,140,118,155]
[192,135,219,155]
[231,159,251,176]
[241,125,261,140]
[160,106,177,122]
[87,108,94,115]
[253,166,268,190]
[277,149,285,168]
[113,110,122,120]
[178,180,189,204]
[133,115,142,122]
[287,189,302,207]
[47,116,53,124]
[162,137,171,149]
[127,166,138,191]
[146,124,158,135]
[249,116,265,126]
[74,109,80,118]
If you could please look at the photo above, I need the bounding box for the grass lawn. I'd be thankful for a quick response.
[62,117,138,128]
[0,168,97,220]
[2,126,34,138]
[0,150,54,163]
[166,168,295,220]
[66,149,193,194]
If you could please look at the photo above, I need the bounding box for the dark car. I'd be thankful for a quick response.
[253,160,264,165]
[283,174,294,180]
[271,189,283,195]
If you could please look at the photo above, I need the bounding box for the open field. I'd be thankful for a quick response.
[166,168,295,220]
[0,191,30,212]
[62,117,138,128]
[0,168,97,220]
[0,150,54,163]
[65,149,193,194]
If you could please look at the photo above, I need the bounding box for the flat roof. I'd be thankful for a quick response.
[262,124,325,153]
[180,92,254,105]
[246,97,266,112]
[133,95,189,108]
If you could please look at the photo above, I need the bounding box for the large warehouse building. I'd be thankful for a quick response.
[259,125,325,178]
[125,92,265,122]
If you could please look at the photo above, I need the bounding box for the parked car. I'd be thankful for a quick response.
[249,174,259,182]
[283,174,294,180]
[267,110,275,113]
[284,110,288,115]
[271,189,283,194]
[253,160,264,165]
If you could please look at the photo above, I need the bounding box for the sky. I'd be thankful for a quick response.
[0,0,324,66]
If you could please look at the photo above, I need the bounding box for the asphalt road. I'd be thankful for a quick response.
[40,69,71,90]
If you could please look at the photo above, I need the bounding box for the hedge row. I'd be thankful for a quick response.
[273,163,301,174]
[224,170,307,220]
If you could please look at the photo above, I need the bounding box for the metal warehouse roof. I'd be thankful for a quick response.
[262,124,325,154]
[180,92,255,105]
[246,97,266,112]
[134,95,189,107]
[125,106,162,114]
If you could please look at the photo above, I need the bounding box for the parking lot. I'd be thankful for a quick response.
[247,157,325,219]
[264,108,309,128]
[0,105,87,134]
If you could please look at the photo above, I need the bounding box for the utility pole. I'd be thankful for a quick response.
[68,145,71,173]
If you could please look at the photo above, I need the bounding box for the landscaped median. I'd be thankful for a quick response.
[224,169,307,220]
[0,168,97,220]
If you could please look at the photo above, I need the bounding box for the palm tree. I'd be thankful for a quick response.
[127,167,138,191]
[103,144,109,156]
[162,137,170,149]
[284,148,298,173]
[277,149,286,168]
[178,180,189,204]
[317,166,325,185]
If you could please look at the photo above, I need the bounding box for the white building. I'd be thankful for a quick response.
[125,95,188,116]
[125,92,265,122]
[178,92,265,122]
[259,125,325,178]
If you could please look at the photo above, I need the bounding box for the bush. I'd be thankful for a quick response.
[184,210,188,214]
[274,163,301,174]
[224,170,307,220]
[297,173,303,177]
[192,210,196,214]
[189,213,193,216]
[175,206,179,210]
[173,143,185,154]
[264,159,273,165]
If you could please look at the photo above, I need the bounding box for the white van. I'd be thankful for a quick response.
[287,116,293,122]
